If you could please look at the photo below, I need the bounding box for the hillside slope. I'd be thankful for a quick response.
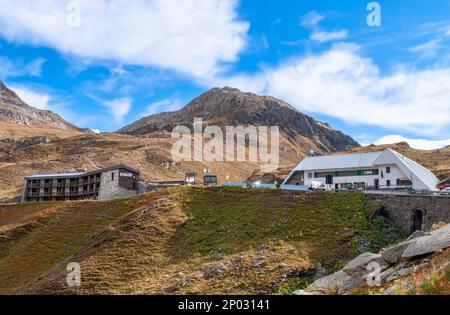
[0,81,86,139]
[0,188,407,295]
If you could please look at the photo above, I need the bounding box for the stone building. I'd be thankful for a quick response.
[23,165,140,202]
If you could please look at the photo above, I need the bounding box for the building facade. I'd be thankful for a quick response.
[283,149,439,192]
[23,165,140,202]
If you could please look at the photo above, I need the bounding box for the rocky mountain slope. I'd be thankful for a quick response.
[118,87,360,154]
[0,81,86,138]
[0,188,407,294]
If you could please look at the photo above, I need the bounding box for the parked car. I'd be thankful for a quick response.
[439,187,450,196]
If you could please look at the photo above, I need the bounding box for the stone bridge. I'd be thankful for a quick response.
[370,194,450,233]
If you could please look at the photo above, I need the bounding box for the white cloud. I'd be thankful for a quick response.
[0,0,248,79]
[409,39,442,57]
[90,128,100,134]
[299,11,347,43]
[301,11,325,28]
[375,135,450,150]
[0,56,45,78]
[9,85,50,109]
[310,30,348,42]
[213,43,450,136]
[88,95,132,123]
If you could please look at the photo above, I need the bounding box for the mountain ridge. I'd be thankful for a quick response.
[118,87,360,153]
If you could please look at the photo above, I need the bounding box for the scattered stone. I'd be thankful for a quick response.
[380,267,397,283]
[202,262,230,279]
[383,280,414,295]
[353,233,371,252]
[339,272,368,295]
[306,270,351,294]
[386,267,414,283]
[251,257,266,268]
[286,267,316,278]
[381,243,409,265]
[314,265,328,278]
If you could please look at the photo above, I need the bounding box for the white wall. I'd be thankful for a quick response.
[302,164,411,189]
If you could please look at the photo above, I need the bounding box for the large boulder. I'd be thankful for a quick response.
[402,224,450,258]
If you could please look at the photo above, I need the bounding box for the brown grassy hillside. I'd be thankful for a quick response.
[0,188,406,295]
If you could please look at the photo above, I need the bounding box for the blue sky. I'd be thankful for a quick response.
[1,0,450,149]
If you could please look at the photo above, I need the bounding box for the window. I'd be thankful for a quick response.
[325,175,333,185]
[386,166,391,174]
[387,180,391,187]
[397,179,412,186]
[111,172,115,181]
[314,169,379,178]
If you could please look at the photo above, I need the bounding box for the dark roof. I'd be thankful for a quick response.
[25,164,140,180]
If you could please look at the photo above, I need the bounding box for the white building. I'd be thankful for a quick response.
[283,149,439,192]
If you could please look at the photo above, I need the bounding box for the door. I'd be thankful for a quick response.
[374,179,379,189]
[412,210,423,232]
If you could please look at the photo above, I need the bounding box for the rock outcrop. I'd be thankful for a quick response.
[295,224,450,295]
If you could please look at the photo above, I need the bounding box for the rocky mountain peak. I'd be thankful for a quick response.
[118,87,360,153]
